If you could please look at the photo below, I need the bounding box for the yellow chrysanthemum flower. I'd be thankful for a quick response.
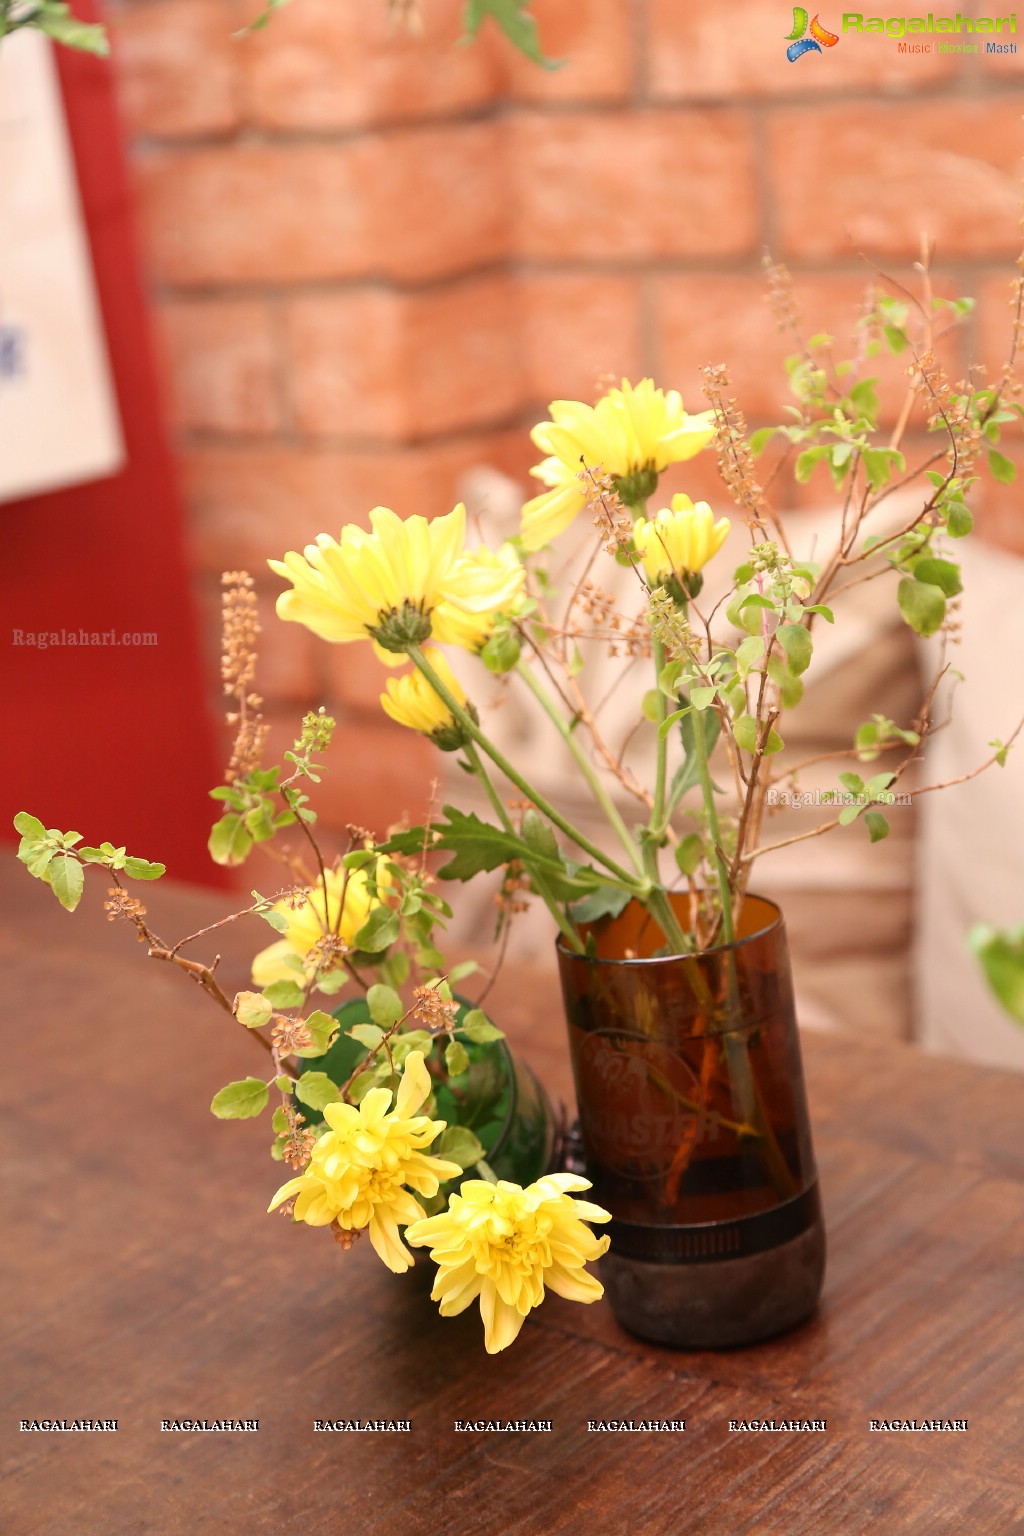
[634,494,731,583]
[520,378,715,551]
[251,862,387,989]
[381,647,467,744]
[405,1173,611,1354]
[269,504,523,663]
[268,1053,462,1273]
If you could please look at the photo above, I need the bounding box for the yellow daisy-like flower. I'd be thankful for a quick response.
[268,1053,462,1273]
[633,494,731,583]
[269,504,523,664]
[405,1172,611,1354]
[381,647,467,745]
[520,378,715,551]
[251,863,387,989]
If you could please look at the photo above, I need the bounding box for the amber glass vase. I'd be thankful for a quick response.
[556,894,825,1348]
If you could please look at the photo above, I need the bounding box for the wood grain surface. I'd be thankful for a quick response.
[2,863,1022,1536]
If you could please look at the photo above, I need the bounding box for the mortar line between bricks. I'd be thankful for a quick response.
[125,82,1024,157]
[149,257,1024,305]
[177,406,538,457]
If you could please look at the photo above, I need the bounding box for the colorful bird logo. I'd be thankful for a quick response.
[785,8,839,61]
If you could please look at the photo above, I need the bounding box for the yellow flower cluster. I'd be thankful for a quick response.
[270,504,522,663]
[406,1172,611,1353]
[251,863,387,990]
[633,494,731,584]
[268,1053,462,1273]
[521,378,714,551]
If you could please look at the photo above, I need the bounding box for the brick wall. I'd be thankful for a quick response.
[108,0,1024,844]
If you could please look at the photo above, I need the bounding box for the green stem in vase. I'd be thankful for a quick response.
[407,644,642,891]
[514,658,645,877]
[462,738,585,955]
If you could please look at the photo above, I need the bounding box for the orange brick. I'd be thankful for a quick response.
[134,124,509,287]
[317,646,398,718]
[654,270,969,427]
[510,112,758,260]
[519,273,644,406]
[113,0,241,138]
[647,0,955,98]
[975,271,1024,387]
[504,0,634,103]
[183,432,530,571]
[976,475,1024,555]
[285,275,524,441]
[768,103,1024,262]
[238,0,500,131]
[156,299,280,436]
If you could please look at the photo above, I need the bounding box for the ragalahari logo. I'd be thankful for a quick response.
[785,7,840,59]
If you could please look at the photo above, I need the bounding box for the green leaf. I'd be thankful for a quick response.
[446,960,480,985]
[988,448,1017,485]
[271,1107,290,1135]
[569,885,632,925]
[294,1009,339,1058]
[748,427,777,457]
[641,689,662,723]
[294,1072,343,1111]
[459,1009,505,1044]
[735,635,764,678]
[945,503,974,538]
[208,813,253,867]
[462,0,561,69]
[838,771,864,795]
[353,906,400,953]
[521,809,561,868]
[210,1077,269,1119]
[864,811,890,843]
[243,801,275,844]
[436,1125,486,1170]
[257,907,289,933]
[795,446,830,483]
[767,654,804,710]
[445,1040,470,1077]
[838,803,863,826]
[969,925,1024,1024]
[235,991,273,1029]
[367,984,404,1028]
[776,623,813,677]
[897,577,946,638]
[803,604,835,623]
[855,722,880,761]
[690,685,717,711]
[123,856,166,881]
[658,707,690,741]
[912,557,962,598]
[275,1076,293,1093]
[13,813,45,840]
[674,834,703,878]
[47,852,85,912]
[34,4,109,54]
[733,716,783,755]
[347,1023,386,1051]
[264,979,306,1009]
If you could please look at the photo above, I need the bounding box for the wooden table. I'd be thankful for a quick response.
[3,863,1023,1535]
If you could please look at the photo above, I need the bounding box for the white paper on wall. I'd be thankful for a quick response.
[0,32,123,504]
